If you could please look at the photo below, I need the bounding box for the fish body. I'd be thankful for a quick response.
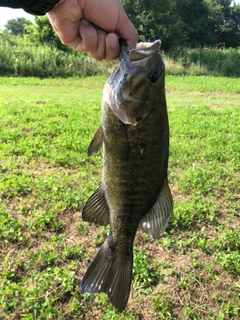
[80,40,173,312]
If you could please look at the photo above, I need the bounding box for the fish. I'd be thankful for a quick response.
[80,39,173,312]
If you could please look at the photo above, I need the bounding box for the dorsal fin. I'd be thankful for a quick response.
[82,183,110,226]
[87,125,104,156]
[140,179,173,239]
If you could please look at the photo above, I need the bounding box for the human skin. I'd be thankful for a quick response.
[47,0,138,60]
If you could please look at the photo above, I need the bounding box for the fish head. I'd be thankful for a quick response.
[105,40,165,126]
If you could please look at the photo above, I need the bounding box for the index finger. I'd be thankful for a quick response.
[115,15,138,49]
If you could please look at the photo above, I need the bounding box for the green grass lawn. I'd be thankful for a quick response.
[0,76,239,319]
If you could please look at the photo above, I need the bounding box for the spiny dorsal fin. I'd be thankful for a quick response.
[87,125,104,156]
[82,183,110,226]
[140,179,173,239]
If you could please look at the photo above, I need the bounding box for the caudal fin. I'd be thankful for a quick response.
[80,240,133,312]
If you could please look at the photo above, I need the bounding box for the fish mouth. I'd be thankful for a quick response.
[119,39,161,67]
[131,40,162,62]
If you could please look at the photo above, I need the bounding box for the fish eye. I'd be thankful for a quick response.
[148,71,159,83]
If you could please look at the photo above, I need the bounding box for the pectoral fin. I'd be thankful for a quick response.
[87,125,104,156]
[140,179,173,239]
[82,183,110,226]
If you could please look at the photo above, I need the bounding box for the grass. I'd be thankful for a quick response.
[0,75,239,319]
[0,33,113,78]
[1,33,240,78]
[166,47,240,77]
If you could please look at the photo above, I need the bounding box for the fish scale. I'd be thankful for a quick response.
[80,39,173,312]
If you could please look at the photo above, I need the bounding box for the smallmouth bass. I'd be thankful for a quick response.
[80,40,173,312]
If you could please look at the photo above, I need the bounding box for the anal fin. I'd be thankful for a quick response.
[140,179,173,240]
[87,125,104,156]
[82,183,110,226]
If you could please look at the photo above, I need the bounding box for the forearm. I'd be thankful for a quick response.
[0,0,60,15]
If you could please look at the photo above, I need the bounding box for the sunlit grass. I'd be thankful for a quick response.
[0,76,239,319]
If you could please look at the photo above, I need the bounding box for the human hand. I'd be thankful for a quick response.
[47,0,138,61]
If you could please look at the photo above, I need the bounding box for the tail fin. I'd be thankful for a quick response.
[80,240,133,312]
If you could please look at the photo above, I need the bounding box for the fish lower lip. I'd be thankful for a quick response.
[120,93,140,103]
